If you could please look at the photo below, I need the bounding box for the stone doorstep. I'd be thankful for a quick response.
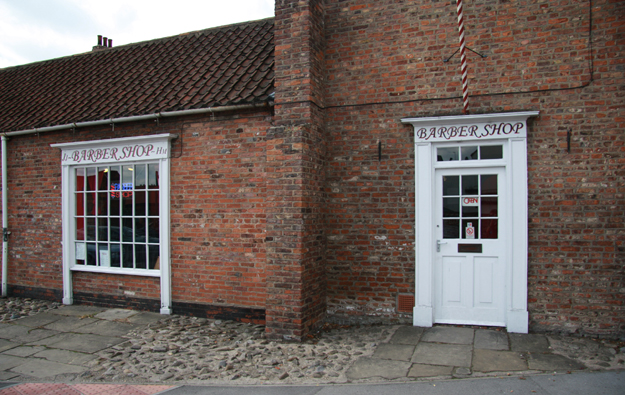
[474,329,509,350]
[420,327,475,345]
[389,326,424,345]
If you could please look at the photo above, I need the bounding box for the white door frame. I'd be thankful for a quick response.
[402,112,539,333]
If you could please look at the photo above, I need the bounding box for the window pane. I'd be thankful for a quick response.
[97,192,108,216]
[149,245,160,270]
[462,204,478,217]
[437,147,458,161]
[86,192,96,215]
[443,176,459,196]
[122,244,133,268]
[148,218,160,243]
[443,197,459,218]
[123,165,134,185]
[86,243,96,265]
[134,164,146,189]
[481,174,497,195]
[481,197,498,217]
[462,175,479,195]
[110,244,121,267]
[443,219,460,239]
[148,191,159,216]
[135,218,146,243]
[481,219,498,239]
[135,245,147,269]
[122,193,133,216]
[97,218,108,241]
[86,167,96,191]
[75,168,85,192]
[86,218,96,241]
[481,145,503,160]
[134,191,146,217]
[462,220,479,239]
[75,193,84,216]
[76,218,85,240]
[122,218,133,242]
[148,164,159,189]
[461,146,478,160]
[97,168,108,190]
[110,218,120,241]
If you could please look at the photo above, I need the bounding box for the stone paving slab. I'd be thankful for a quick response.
[0,354,26,371]
[407,363,454,378]
[43,316,98,332]
[412,343,472,367]
[10,358,87,378]
[38,332,127,353]
[345,357,411,380]
[0,324,28,340]
[2,345,46,357]
[421,327,474,345]
[73,319,139,337]
[372,343,415,361]
[509,333,550,353]
[25,332,126,354]
[474,329,509,350]
[0,327,59,344]
[389,326,424,345]
[528,353,587,371]
[32,349,98,366]
[0,371,19,380]
[473,349,528,372]
[48,305,106,317]
[0,339,19,353]
[94,308,138,321]
[10,312,64,328]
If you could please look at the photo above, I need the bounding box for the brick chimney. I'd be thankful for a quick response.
[92,35,113,51]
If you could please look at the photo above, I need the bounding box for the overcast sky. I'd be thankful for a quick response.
[0,0,275,69]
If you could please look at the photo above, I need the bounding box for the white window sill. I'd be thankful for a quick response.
[71,265,161,277]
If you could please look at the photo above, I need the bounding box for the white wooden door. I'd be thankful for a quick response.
[433,167,506,326]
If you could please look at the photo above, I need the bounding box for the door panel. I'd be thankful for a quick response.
[434,167,506,326]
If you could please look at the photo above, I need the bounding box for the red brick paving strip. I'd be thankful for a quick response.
[0,384,174,395]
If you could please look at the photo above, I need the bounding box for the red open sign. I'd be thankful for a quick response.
[462,197,479,206]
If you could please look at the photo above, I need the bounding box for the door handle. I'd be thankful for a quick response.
[436,239,448,252]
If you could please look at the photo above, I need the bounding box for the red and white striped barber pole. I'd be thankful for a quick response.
[456,0,469,114]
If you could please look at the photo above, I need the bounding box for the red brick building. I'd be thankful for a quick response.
[1,0,623,339]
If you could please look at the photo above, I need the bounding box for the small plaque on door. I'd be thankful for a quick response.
[458,244,482,253]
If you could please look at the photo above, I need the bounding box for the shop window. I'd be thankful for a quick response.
[52,133,173,277]
[74,163,160,270]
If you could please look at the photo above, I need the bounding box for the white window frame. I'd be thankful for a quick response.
[52,134,175,314]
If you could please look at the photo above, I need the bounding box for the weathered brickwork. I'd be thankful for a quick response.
[170,113,270,309]
[2,0,622,340]
[266,0,327,339]
[3,109,272,315]
[322,0,624,336]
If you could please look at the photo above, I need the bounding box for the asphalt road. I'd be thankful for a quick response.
[161,370,624,395]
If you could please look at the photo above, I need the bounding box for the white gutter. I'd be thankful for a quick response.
[1,136,7,297]
[0,101,270,297]
[1,102,270,137]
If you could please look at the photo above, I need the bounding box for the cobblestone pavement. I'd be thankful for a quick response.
[0,297,623,386]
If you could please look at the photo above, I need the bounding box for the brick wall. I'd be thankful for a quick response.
[2,109,272,317]
[321,0,624,336]
[266,0,327,339]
